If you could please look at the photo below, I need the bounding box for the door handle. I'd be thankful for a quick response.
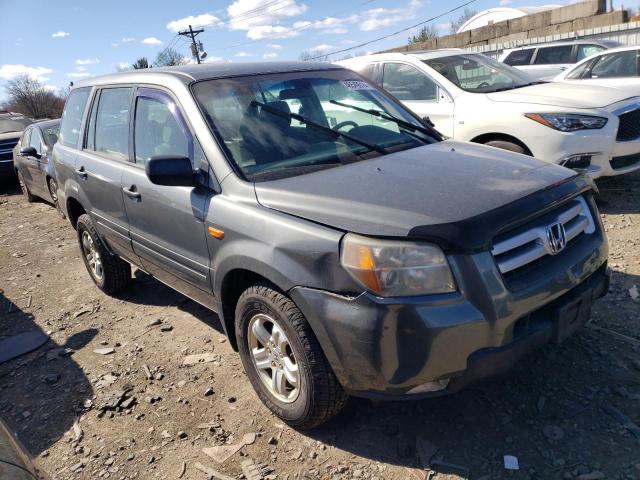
[122,186,141,200]
[75,166,88,178]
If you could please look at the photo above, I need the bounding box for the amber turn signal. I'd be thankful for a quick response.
[208,226,225,239]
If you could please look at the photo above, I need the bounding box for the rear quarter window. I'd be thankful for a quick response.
[534,46,573,65]
[59,88,90,148]
[504,49,534,66]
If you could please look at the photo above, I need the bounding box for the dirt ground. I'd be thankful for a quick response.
[1,171,640,480]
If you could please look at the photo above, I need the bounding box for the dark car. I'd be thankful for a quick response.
[53,63,609,429]
[13,119,62,212]
[0,418,49,479]
[0,114,34,183]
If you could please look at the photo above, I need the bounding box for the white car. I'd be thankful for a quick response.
[553,45,640,94]
[498,40,621,80]
[338,50,640,178]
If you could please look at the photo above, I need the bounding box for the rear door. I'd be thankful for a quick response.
[526,45,574,79]
[76,86,135,261]
[120,87,214,305]
[381,62,455,137]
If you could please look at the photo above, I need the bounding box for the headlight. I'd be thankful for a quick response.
[340,233,456,297]
[525,113,607,132]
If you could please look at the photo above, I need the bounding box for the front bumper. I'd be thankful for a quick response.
[290,228,608,399]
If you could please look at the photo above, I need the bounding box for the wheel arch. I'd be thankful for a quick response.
[470,132,533,156]
[66,196,87,229]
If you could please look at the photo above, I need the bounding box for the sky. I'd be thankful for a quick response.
[0,0,626,100]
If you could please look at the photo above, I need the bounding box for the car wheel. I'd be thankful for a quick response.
[235,283,348,429]
[47,178,65,218]
[17,170,36,202]
[483,140,527,155]
[76,214,131,294]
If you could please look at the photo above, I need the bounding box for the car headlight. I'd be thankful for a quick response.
[340,233,456,297]
[525,113,607,132]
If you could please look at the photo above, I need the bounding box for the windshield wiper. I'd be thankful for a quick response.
[488,81,548,93]
[251,100,386,154]
[329,100,439,139]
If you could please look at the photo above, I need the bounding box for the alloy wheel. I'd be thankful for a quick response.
[248,313,300,403]
[81,231,103,281]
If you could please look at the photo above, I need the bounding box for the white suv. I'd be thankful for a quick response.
[338,50,640,178]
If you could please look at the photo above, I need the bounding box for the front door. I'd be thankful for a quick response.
[76,86,135,262]
[121,87,214,306]
[381,62,455,138]
[24,127,48,197]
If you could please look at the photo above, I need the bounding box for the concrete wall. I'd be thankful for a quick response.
[383,0,629,54]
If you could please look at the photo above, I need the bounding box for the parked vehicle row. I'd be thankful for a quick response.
[47,62,609,429]
[1,113,34,182]
[339,49,640,178]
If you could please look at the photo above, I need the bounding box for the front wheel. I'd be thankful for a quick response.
[48,178,64,218]
[235,284,347,429]
[76,214,130,294]
[17,170,36,202]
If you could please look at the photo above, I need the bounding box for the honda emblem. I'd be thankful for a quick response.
[546,222,567,255]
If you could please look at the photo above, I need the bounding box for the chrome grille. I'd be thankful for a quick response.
[492,196,595,275]
[616,108,640,141]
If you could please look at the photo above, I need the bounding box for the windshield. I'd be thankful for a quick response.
[422,54,535,93]
[0,117,33,134]
[192,69,440,182]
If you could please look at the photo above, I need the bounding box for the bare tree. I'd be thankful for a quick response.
[2,74,66,119]
[132,57,150,70]
[299,49,330,62]
[154,48,188,67]
[449,8,477,34]
[408,25,439,45]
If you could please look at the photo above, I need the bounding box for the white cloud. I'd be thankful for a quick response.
[76,66,87,72]
[121,37,135,42]
[235,52,253,57]
[52,31,70,38]
[117,62,130,70]
[166,14,222,33]
[312,44,333,53]
[294,16,355,35]
[499,0,512,4]
[111,43,120,47]
[263,52,278,58]
[142,37,162,45]
[0,64,52,83]
[67,72,91,78]
[267,44,283,49]
[76,58,100,65]
[246,25,299,40]
[360,0,423,31]
[228,0,307,29]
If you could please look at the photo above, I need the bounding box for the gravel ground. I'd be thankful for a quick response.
[1,172,639,480]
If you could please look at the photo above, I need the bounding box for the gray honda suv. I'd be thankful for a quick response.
[53,62,609,429]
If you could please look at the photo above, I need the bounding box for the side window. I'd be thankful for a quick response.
[504,49,534,66]
[382,63,437,101]
[93,88,132,160]
[59,87,90,148]
[20,129,31,148]
[29,129,42,155]
[590,50,638,79]
[534,46,573,65]
[576,44,605,62]
[566,60,593,80]
[133,91,191,166]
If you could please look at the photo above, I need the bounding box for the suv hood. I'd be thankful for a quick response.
[487,82,635,109]
[255,141,575,239]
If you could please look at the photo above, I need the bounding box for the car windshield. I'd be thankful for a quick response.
[192,69,440,182]
[422,54,536,93]
[0,117,33,134]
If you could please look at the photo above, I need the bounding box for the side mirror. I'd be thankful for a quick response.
[145,156,195,187]
[20,146,40,158]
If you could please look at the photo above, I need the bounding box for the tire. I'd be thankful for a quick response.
[47,178,65,218]
[17,170,36,202]
[235,283,348,429]
[76,213,131,294]
[483,140,527,155]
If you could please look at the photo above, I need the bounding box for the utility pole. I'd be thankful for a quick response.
[178,24,205,64]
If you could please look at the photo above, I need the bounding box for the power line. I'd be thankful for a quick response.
[209,0,379,53]
[178,25,205,64]
[153,34,181,66]
[307,0,478,60]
